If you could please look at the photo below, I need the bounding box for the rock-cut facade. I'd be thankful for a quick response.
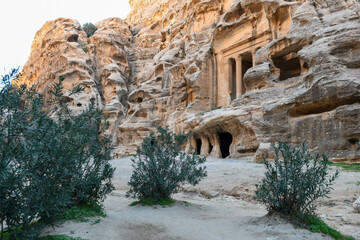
[20,0,360,161]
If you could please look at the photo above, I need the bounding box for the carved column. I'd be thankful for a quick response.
[213,133,222,158]
[214,53,218,107]
[235,55,242,98]
[252,50,256,67]
[227,58,232,94]
[200,136,209,156]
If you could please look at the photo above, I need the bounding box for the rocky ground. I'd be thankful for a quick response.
[43,157,360,240]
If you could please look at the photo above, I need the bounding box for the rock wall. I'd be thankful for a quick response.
[20,0,360,161]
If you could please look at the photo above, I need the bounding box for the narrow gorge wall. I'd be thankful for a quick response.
[20,0,360,161]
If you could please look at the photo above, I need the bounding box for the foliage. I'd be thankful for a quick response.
[116,89,128,109]
[80,45,87,54]
[329,162,360,172]
[254,142,339,216]
[82,23,97,38]
[304,215,354,240]
[129,198,175,207]
[61,202,106,223]
[183,201,190,207]
[0,233,85,240]
[181,47,185,58]
[40,235,85,240]
[0,69,114,239]
[126,126,207,203]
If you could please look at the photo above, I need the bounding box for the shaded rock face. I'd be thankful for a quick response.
[20,0,360,161]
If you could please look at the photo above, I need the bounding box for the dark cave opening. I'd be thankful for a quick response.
[208,138,213,154]
[196,138,202,155]
[272,53,301,81]
[349,138,359,147]
[218,132,233,158]
[67,34,78,42]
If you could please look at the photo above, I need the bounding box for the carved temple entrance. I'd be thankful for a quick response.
[226,52,254,101]
[212,2,292,107]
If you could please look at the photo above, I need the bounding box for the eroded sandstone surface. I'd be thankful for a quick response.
[20,0,360,161]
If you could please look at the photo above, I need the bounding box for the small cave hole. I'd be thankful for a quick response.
[349,138,359,147]
[208,138,213,154]
[218,132,233,158]
[134,109,147,118]
[67,34,78,42]
[224,3,245,22]
[272,53,301,81]
[155,64,165,76]
[161,32,167,42]
[238,148,258,154]
[195,138,202,155]
[302,61,309,73]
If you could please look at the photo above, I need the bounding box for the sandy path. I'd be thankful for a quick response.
[42,157,359,240]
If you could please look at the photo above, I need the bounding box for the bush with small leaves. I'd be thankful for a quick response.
[126,126,207,203]
[254,142,339,217]
[82,23,97,38]
[0,69,114,239]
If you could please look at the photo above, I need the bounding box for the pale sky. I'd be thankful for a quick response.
[0,0,131,77]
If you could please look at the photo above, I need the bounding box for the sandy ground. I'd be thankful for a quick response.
[43,157,360,240]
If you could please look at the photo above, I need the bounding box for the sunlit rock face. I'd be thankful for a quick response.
[20,0,360,161]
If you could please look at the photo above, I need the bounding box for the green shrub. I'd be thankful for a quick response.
[82,23,97,38]
[80,45,87,53]
[329,162,360,172]
[254,142,339,216]
[0,69,114,239]
[130,198,175,207]
[126,126,207,203]
[40,235,85,240]
[304,215,354,240]
[61,202,106,223]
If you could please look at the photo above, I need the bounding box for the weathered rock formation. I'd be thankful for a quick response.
[20,0,360,161]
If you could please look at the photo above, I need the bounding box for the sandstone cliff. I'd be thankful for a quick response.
[20,0,360,161]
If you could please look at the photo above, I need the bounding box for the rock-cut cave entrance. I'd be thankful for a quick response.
[218,132,233,158]
[271,45,302,81]
[195,138,202,155]
[208,137,213,154]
